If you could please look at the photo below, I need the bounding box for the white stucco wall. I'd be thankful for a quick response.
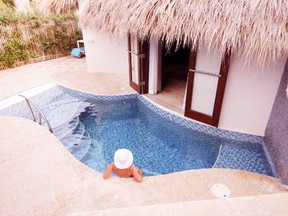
[218,55,286,136]
[82,29,129,74]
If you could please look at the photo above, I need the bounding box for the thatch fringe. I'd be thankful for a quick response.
[43,0,288,66]
[40,0,79,13]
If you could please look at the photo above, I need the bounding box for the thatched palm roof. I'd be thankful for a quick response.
[43,0,288,66]
[40,0,79,13]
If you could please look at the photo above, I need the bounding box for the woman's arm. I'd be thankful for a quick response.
[131,164,143,182]
[103,163,113,179]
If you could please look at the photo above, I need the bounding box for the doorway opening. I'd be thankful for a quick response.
[145,40,231,126]
[160,41,191,113]
[162,42,190,83]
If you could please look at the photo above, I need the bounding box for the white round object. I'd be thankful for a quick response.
[211,183,231,198]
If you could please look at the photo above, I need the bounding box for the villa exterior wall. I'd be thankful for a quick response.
[82,30,129,74]
[219,55,285,135]
[264,60,288,184]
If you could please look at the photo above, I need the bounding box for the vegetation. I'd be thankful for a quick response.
[0,1,83,70]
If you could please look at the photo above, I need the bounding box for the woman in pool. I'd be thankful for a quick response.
[103,149,143,182]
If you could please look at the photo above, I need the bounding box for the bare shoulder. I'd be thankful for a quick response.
[130,163,137,170]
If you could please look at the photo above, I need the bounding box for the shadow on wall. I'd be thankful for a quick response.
[264,59,288,185]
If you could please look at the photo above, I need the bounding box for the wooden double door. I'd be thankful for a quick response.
[185,46,231,127]
[127,35,149,94]
[127,36,230,127]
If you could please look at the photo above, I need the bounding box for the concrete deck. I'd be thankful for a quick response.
[0,56,287,215]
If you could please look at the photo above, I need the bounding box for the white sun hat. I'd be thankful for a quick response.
[114,149,133,169]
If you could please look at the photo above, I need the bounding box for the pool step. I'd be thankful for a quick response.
[80,140,106,172]
[70,131,92,160]
[59,120,86,149]
[213,143,273,176]
[53,116,93,161]
[52,117,80,139]
[27,87,82,128]
[41,100,81,127]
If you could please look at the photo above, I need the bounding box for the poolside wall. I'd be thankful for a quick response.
[264,59,288,185]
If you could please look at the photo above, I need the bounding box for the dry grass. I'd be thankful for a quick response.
[42,0,288,66]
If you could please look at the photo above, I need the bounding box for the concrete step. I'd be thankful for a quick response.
[68,193,288,216]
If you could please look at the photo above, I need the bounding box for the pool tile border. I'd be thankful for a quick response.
[137,96,263,144]
[59,85,263,144]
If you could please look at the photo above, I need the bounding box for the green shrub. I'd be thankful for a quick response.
[0,28,29,68]
[0,3,83,70]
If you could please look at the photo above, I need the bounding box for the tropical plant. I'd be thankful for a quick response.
[0,2,83,70]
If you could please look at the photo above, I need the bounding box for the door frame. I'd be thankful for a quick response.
[184,49,231,127]
[127,34,149,94]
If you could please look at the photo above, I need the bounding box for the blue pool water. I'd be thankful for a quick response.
[0,84,274,176]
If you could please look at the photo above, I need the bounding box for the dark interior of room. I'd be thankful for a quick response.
[161,41,191,87]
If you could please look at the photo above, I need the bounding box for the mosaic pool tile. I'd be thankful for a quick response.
[213,143,273,176]
[138,96,263,143]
